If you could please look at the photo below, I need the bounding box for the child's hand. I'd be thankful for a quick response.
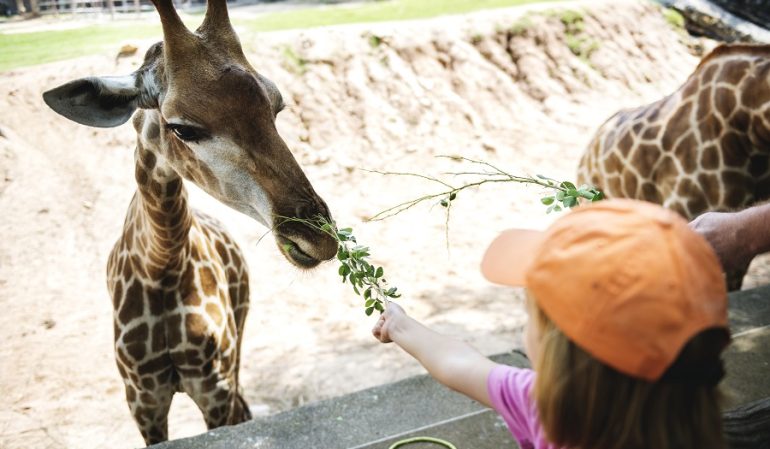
[372,301,406,343]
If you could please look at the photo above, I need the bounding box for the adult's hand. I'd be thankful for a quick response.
[690,211,750,274]
[689,204,770,276]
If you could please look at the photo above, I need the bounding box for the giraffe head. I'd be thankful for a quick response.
[43,0,337,268]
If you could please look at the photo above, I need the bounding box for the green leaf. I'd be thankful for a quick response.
[440,199,449,207]
[577,189,596,200]
[365,299,376,307]
[560,181,576,190]
[554,205,562,212]
[449,192,457,201]
[556,191,565,201]
[337,247,349,261]
[353,284,360,295]
[374,302,385,312]
[375,267,384,278]
[339,264,351,277]
[546,204,555,214]
[563,196,578,208]
[541,196,555,205]
[365,307,374,316]
[364,288,372,300]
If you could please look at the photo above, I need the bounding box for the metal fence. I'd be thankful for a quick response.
[11,0,203,16]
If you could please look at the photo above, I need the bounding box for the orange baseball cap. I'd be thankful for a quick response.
[481,199,728,381]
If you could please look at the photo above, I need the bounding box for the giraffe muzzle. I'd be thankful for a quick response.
[276,235,322,268]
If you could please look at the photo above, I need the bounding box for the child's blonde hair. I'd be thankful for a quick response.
[532,303,728,449]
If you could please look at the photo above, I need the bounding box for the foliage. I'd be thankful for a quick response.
[663,8,685,29]
[245,0,560,33]
[536,176,603,213]
[368,34,384,48]
[281,45,308,74]
[566,34,600,60]
[509,15,534,35]
[279,216,401,316]
[556,8,599,63]
[369,156,603,221]
[0,23,160,72]
[278,158,602,315]
[558,9,584,31]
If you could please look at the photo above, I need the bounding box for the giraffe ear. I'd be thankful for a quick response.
[43,75,140,128]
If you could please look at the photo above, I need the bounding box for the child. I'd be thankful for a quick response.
[373,199,730,449]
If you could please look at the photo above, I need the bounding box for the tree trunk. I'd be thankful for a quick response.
[724,397,770,449]
[708,0,770,30]
[29,0,39,16]
[14,0,26,14]
[657,0,770,43]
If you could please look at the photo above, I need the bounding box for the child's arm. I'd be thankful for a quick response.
[372,302,498,408]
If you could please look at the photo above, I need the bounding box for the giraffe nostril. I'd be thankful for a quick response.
[294,200,331,222]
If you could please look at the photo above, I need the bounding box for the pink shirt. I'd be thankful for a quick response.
[487,365,561,449]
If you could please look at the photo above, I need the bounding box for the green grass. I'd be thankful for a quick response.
[0,23,161,71]
[662,7,685,29]
[244,0,554,32]
[0,0,554,72]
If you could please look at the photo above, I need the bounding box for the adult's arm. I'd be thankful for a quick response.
[689,203,770,274]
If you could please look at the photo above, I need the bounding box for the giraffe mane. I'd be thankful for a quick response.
[696,43,770,70]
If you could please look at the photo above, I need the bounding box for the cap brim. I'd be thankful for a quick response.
[481,229,545,287]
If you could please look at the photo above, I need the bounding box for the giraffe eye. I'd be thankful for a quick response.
[166,124,208,142]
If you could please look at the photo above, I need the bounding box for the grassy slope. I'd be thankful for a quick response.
[244,0,552,31]
[0,0,554,72]
[0,24,160,71]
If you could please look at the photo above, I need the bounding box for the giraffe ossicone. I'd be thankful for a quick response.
[43,0,337,444]
[578,43,770,290]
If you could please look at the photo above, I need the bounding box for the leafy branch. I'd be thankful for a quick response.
[278,216,401,316]
[367,156,603,220]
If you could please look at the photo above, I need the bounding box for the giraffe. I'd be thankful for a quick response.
[577,43,770,290]
[41,0,338,444]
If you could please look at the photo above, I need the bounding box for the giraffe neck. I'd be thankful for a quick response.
[129,139,193,279]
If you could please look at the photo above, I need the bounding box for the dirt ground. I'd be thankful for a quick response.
[1,1,768,448]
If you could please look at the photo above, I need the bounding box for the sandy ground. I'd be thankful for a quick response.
[1,1,768,448]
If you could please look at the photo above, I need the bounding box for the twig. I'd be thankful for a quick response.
[366,155,604,228]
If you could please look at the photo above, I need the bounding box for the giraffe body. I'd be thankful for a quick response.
[578,44,770,289]
[107,132,252,443]
[42,0,337,445]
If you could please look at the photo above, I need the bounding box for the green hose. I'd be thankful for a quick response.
[388,436,457,449]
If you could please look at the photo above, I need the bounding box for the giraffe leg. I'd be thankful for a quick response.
[124,381,174,446]
[184,372,251,429]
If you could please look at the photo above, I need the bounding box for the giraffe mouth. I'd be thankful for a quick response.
[276,235,322,268]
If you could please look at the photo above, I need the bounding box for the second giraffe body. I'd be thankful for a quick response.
[578,44,770,289]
